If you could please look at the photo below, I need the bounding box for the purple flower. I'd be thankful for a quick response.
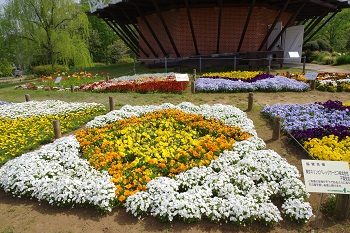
[195,76,309,93]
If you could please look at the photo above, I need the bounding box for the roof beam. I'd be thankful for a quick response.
[104,19,140,56]
[258,0,291,51]
[185,0,199,55]
[309,0,338,10]
[108,12,140,50]
[216,0,223,54]
[151,0,181,57]
[304,11,329,37]
[304,10,339,44]
[237,0,256,52]
[267,0,308,51]
[131,2,167,57]
[117,6,157,58]
[304,16,317,31]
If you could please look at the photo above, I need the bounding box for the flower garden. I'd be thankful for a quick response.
[262,100,350,162]
[2,70,350,228]
[0,101,314,225]
[12,70,350,94]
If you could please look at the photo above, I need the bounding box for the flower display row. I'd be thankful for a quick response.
[262,100,350,163]
[278,72,350,92]
[15,73,189,94]
[79,78,187,93]
[0,100,105,165]
[201,71,261,80]
[316,79,350,92]
[0,102,313,225]
[195,76,310,92]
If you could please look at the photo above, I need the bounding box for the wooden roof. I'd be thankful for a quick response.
[91,0,350,23]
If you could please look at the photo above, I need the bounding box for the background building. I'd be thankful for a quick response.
[87,0,350,68]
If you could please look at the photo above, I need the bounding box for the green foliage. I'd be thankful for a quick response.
[310,9,350,52]
[107,40,131,64]
[118,57,134,64]
[33,65,69,76]
[316,39,333,52]
[309,51,335,65]
[0,0,93,69]
[304,41,319,52]
[321,194,336,215]
[0,58,13,77]
[336,54,350,65]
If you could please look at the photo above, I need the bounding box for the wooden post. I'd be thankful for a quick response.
[234,56,237,71]
[334,194,350,220]
[53,120,61,139]
[70,85,74,92]
[193,69,197,81]
[109,96,115,111]
[25,94,30,102]
[133,69,136,75]
[106,76,110,82]
[246,92,254,112]
[191,81,196,94]
[286,71,290,79]
[310,80,316,90]
[272,116,281,140]
[303,56,306,74]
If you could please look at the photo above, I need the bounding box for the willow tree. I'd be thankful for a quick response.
[3,0,92,68]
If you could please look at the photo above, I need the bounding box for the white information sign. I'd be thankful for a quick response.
[302,159,350,194]
[54,76,62,83]
[175,73,189,81]
[288,51,300,58]
[304,71,318,80]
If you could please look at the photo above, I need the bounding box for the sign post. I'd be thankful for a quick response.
[302,160,350,226]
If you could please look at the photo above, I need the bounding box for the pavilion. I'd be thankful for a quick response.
[87,0,350,68]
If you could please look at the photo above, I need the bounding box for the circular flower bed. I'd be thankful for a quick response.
[0,102,313,225]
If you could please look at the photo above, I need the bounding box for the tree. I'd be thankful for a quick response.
[107,39,131,64]
[311,9,350,52]
[80,0,120,63]
[1,0,92,68]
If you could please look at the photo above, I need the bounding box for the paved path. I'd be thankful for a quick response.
[283,63,350,73]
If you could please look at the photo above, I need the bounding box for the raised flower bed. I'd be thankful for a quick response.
[15,73,189,94]
[0,100,105,165]
[196,71,310,92]
[262,100,350,162]
[80,73,188,93]
[279,72,350,92]
[0,102,313,225]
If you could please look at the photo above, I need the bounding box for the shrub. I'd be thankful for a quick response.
[321,56,336,65]
[118,57,134,64]
[309,51,333,64]
[316,39,333,52]
[336,54,350,65]
[33,65,69,76]
[303,41,319,52]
